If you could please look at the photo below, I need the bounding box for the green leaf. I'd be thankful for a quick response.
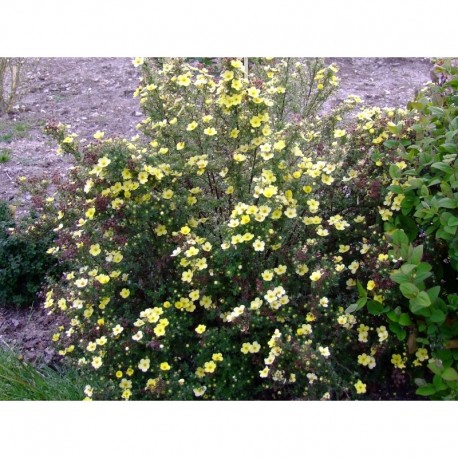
[438,143,457,154]
[430,308,446,323]
[400,282,420,299]
[367,300,384,316]
[398,313,412,326]
[429,106,444,117]
[441,367,458,382]
[416,385,436,396]
[427,286,441,305]
[410,291,432,313]
[391,229,409,247]
[388,322,407,341]
[409,245,423,265]
[447,216,458,227]
[390,270,410,284]
[437,197,457,209]
[345,296,367,314]
[428,362,443,375]
[389,164,401,179]
[400,264,416,275]
[383,139,399,148]
[431,162,454,174]
[386,310,399,322]
[356,280,367,298]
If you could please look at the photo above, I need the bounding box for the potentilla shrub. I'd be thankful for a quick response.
[43,58,410,400]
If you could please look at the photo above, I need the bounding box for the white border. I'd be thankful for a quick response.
[1,0,457,56]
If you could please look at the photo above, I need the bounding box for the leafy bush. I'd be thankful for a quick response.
[42,57,454,400]
[0,200,59,307]
[346,59,458,399]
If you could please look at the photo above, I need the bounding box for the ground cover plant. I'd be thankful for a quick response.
[29,57,457,400]
[0,344,86,400]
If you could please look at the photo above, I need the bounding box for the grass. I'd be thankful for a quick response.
[0,120,31,142]
[0,345,87,400]
[0,147,11,162]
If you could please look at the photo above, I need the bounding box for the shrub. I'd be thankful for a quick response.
[0,200,60,307]
[43,57,439,400]
[346,59,458,399]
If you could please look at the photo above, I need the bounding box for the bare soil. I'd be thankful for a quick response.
[0,57,433,361]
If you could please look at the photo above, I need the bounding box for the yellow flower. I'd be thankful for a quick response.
[233,153,247,162]
[415,348,429,362]
[162,189,174,199]
[354,380,366,394]
[195,324,206,334]
[263,185,278,198]
[231,59,243,69]
[119,378,132,390]
[333,129,346,138]
[160,362,171,371]
[212,353,223,362]
[93,131,105,140]
[186,121,198,131]
[202,115,213,123]
[367,280,376,291]
[89,244,101,256]
[241,343,251,354]
[75,278,88,288]
[250,116,262,128]
[182,270,193,283]
[177,74,191,86]
[259,367,269,378]
[113,252,123,263]
[98,157,111,168]
[273,140,285,151]
[120,288,130,299]
[91,356,102,369]
[249,341,261,353]
[222,70,234,81]
[112,324,124,336]
[132,57,144,67]
[310,271,322,282]
[96,274,110,284]
[247,87,260,98]
[85,207,95,219]
[176,142,185,150]
[391,354,406,369]
[138,358,150,372]
[193,385,207,397]
[229,128,239,138]
[274,265,287,275]
[261,270,274,281]
[204,127,217,136]
[253,239,265,252]
[204,361,217,373]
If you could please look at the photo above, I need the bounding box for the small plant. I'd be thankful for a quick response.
[0,147,10,162]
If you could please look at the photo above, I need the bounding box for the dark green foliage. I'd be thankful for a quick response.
[0,201,60,307]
